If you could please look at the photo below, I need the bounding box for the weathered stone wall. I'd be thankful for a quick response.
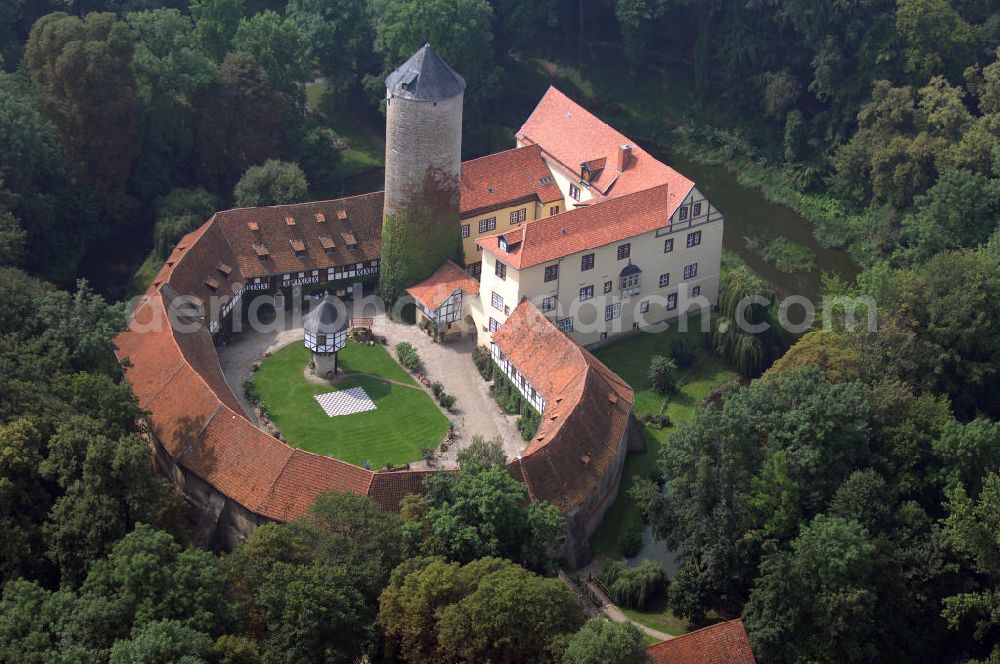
[561,415,638,567]
[380,91,465,303]
[384,92,463,213]
[149,431,265,551]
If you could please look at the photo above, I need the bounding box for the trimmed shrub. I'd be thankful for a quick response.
[472,345,493,380]
[648,355,678,395]
[670,337,697,368]
[243,380,259,405]
[640,412,671,430]
[431,381,444,397]
[395,342,421,372]
[517,406,541,441]
[438,393,456,410]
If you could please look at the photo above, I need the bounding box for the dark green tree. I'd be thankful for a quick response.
[24,12,139,219]
[194,52,284,193]
[190,0,244,62]
[562,618,650,664]
[233,159,310,208]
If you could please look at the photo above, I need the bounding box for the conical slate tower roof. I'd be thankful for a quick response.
[303,294,347,335]
[385,43,466,102]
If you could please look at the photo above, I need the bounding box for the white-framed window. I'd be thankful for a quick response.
[693,202,703,217]
[479,217,497,233]
[495,261,507,280]
[569,183,580,201]
[581,253,595,271]
[461,224,470,238]
[489,317,500,332]
[549,206,560,216]
[678,206,689,221]
[640,300,649,314]
[580,285,594,301]
[683,263,698,279]
[557,317,574,332]
[667,293,678,310]
[664,238,674,253]
[603,280,613,294]
[605,303,621,321]
[620,274,640,297]
[542,296,556,311]
[491,291,504,311]
[617,243,630,260]
[691,285,701,297]
[544,264,558,282]
[466,262,482,278]
[510,208,526,224]
[659,273,670,287]
[687,230,702,247]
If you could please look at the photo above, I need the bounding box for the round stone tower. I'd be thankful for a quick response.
[379,44,465,306]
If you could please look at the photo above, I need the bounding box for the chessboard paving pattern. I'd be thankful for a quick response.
[314,387,377,417]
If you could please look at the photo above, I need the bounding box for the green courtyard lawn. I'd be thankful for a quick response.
[588,318,737,636]
[253,341,449,469]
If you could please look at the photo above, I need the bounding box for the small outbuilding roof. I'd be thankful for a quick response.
[405,260,480,311]
[646,620,756,664]
[386,43,466,102]
[303,294,347,335]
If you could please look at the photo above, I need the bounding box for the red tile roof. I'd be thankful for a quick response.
[478,184,671,269]
[460,144,563,217]
[492,300,634,512]
[405,260,481,311]
[647,620,756,664]
[214,192,385,279]
[517,86,693,202]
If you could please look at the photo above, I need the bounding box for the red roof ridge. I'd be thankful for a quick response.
[405,260,481,311]
[219,190,386,215]
[479,184,671,269]
[646,619,756,664]
[491,300,634,512]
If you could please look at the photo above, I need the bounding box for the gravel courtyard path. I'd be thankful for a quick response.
[372,315,526,465]
[217,307,525,467]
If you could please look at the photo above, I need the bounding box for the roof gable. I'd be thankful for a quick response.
[478,185,670,269]
[517,86,694,201]
[460,145,562,217]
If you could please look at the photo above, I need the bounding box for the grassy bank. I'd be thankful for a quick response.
[589,319,736,559]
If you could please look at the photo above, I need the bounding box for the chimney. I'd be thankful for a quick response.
[618,144,633,172]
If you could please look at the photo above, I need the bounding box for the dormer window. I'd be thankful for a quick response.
[290,239,306,254]
[285,216,296,226]
[499,236,508,252]
[569,183,581,201]
[216,262,233,276]
[315,212,326,223]
[252,242,269,258]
